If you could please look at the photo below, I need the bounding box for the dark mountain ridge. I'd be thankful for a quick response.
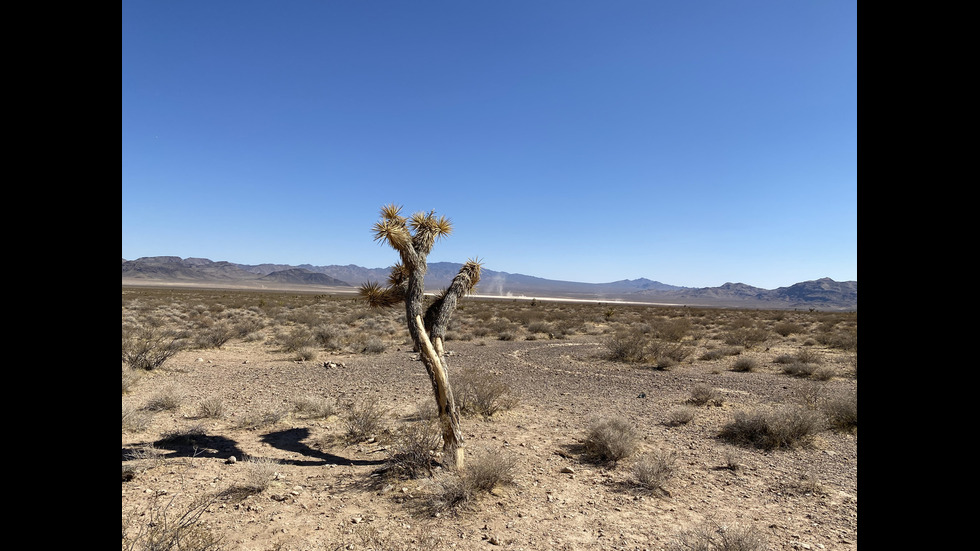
[122,256,857,310]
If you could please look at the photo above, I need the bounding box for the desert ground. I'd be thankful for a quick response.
[122,286,857,551]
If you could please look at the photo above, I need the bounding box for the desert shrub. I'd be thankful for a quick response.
[687,384,723,406]
[816,327,857,351]
[464,448,517,493]
[387,420,442,479]
[427,448,516,512]
[731,357,759,372]
[122,403,152,432]
[123,443,164,474]
[144,384,186,412]
[292,346,317,361]
[795,349,823,364]
[121,493,223,551]
[665,406,696,426]
[647,340,691,369]
[782,362,818,378]
[526,320,553,335]
[719,406,823,450]
[655,318,692,342]
[700,347,740,361]
[773,321,805,337]
[811,365,836,381]
[361,336,387,354]
[197,397,225,419]
[343,399,389,442]
[456,368,518,418]
[790,381,828,409]
[122,367,141,394]
[606,329,648,363]
[631,449,678,495]
[292,395,337,419]
[193,321,236,349]
[822,390,857,432]
[583,418,639,463]
[668,522,768,551]
[274,326,314,352]
[313,324,346,349]
[235,409,286,430]
[122,325,186,371]
[722,327,769,347]
[241,456,282,492]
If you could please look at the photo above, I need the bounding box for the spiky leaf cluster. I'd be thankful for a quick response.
[358,281,405,308]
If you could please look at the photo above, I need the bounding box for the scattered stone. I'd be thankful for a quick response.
[560,466,575,474]
[226,456,237,464]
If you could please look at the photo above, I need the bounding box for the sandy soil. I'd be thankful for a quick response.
[122,324,857,550]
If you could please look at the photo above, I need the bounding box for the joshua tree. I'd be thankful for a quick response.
[358,204,481,468]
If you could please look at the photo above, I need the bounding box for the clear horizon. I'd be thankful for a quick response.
[122,2,857,290]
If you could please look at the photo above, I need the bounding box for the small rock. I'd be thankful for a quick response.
[560,466,575,474]
[226,456,237,464]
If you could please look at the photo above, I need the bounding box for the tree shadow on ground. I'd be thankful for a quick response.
[260,427,385,467]
[121,427,383,468]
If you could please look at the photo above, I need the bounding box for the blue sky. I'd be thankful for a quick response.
[122,1,856,290]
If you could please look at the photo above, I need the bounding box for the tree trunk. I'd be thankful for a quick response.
[405,267,465,469]
[414,315,464,469]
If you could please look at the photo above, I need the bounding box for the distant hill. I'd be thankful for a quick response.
[122,256,856,310]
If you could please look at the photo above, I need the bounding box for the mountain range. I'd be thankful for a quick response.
[121,256,857,310]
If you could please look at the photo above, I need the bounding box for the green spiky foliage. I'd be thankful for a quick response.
[358,204,482,464]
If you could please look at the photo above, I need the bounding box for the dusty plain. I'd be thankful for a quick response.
[122,286,857,551]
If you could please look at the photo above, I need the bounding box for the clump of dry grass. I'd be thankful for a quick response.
[144,384,186,412]
[343,399,389,442]
[731,357,759,372]
[427,448,517,513]
[196,397,225,419]
[687,384,724,406]
[668,522,768,551]
[821,389,857,433]
[722,327,769,348]
[122,403,152,432]
[583,418,640,463]
[647,339,691,369]
[292,395,337,419]
[122,324,186,371]
[631,449,678,495]
[235,409,286,430]
[122,366,141,394]
[665,406,696,426]
[240,456,282,492]
[387,420,442,479]
[456,368,518,418]
[606,329,648,363]
[122,492,223,551]
[719,406,823,450]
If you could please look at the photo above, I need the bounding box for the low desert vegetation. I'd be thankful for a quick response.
[343,398,390,443]
[122,287,856,548]
[631,449,678,495]
[667,522,769,551]
[426,448,517,513]
[583,417,640,463]
[455,367,518,418]
[719,405,824,450]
